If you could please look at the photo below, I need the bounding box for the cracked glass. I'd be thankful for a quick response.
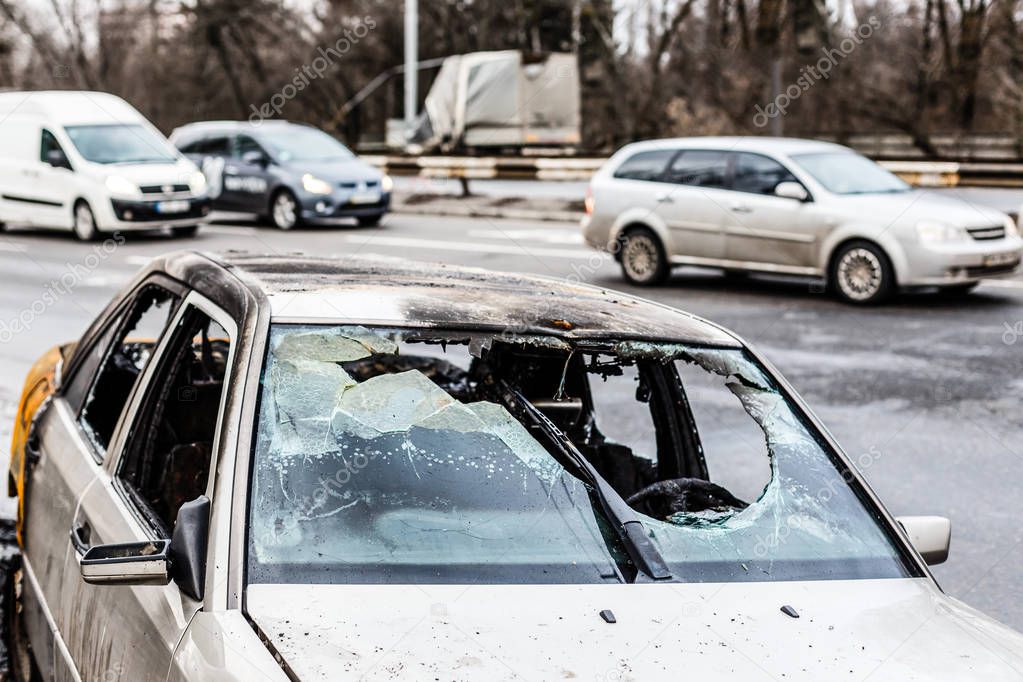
[247,325,909,585]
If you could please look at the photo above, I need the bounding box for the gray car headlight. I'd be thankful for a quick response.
[916,220,968,243]
[302,173,333,195]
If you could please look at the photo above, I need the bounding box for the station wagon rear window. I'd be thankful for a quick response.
[247,325,911,585]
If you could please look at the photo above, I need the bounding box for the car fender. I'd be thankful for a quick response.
[9,343,70,543]
[608,208,674,255]
[819,223,909,285]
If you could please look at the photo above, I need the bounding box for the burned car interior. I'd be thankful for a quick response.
[118,308,230,535]
[250,325,910,586]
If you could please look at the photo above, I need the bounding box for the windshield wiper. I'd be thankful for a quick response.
[502,383,673,583]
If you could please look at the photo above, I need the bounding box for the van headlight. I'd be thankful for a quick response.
[1006,215,1020,239]
[381,174,394,193]
[916,220,968,243]
[302,174,333,195]
[104,175,141,199]
[188,170,207,195]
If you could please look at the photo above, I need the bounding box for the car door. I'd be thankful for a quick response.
[181,135,231,208]
[0,118,42,225]
[220,134,273,213]
[32,128,77,228]
[722,152,822,272]
[21,282,182,681]
[656,150,731,260]
[2,127,70,227]
[61,293,236,682]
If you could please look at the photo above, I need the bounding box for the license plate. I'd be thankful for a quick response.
[349,191,380,205]
[155,200,190,214]
[983,252,1019,267]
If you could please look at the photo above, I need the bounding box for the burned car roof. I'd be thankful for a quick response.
[155,250,741,346]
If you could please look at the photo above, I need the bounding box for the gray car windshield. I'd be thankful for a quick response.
[247,325,912,585]
[256,126,354,162]
[64,124,179,164]
[792,151,910,195]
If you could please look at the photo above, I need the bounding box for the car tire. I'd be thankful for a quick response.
[269,190,300,230]
[5,568,39,682]
[170,224,200,238]
[618,227,670,286]
[357,214,383,227]
[72,201,100,242]
[830,240,895,305]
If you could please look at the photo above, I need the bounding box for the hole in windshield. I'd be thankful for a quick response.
[247,326,912,585]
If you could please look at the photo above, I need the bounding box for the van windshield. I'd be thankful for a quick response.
[64,124,178,164]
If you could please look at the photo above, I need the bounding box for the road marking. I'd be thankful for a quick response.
[342,235,596,260]
[466,228,583,244]
[203,224,260,236]
[124,255,153,266]
[980,278,1023,289]
[0,241,26,252]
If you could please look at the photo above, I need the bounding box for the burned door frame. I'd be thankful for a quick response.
[61,290,239,681]
[18,275,186,681]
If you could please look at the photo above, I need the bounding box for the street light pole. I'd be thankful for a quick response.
[404,0,418,131]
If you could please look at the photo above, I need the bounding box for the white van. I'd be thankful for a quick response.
[0,91,211,240]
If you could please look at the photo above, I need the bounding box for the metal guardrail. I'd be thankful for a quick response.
[363,155,1023,187]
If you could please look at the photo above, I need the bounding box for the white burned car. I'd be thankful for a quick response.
[8,252,1023,681]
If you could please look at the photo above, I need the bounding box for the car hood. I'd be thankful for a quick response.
[93,158,198,185]
[831,190,1007,228]
[282,158,382,183]
[247,578,1023,680]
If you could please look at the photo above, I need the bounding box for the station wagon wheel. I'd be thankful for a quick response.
[270,190,299,230]
[72,200,99,242]
[619,228,670,286]
[830,241,894,304]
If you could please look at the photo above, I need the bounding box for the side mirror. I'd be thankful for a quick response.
[45,148,71,170]
[774,181,809,202]
[242,150,268,166]
[78,495,210,599]
[169,495,211,601]
[80,540,170,585]
[897,515,951,565]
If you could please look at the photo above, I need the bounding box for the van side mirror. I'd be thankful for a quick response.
[774,181,809,202]
[45,149,72,170]
[242,150,268,166]
[896,515,951,565]
[78,495,210,599]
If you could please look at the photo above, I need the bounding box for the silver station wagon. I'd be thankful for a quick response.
[582,137,1023,303]
[8,251,1023,680]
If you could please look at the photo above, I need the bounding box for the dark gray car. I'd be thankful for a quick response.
[170,121,391,229]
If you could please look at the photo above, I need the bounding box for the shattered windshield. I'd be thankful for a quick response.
[247,325,910,585]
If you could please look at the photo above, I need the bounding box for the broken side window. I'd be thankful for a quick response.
[247,326,911,587]
[78,285,179,458]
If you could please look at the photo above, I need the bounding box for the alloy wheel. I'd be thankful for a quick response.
[837,247,883,301]
[271,192,298,230]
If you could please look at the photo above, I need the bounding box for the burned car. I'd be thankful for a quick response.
[7,251,1023,681]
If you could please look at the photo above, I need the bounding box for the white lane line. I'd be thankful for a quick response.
[124,255,153,266]
[980,278,1023,289]
[465,228,583,245]
[203,224,260,236]
[342,235,595,260]
[0,241,27,252]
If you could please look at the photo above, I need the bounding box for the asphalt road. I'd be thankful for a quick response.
[1,211,1022,631]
